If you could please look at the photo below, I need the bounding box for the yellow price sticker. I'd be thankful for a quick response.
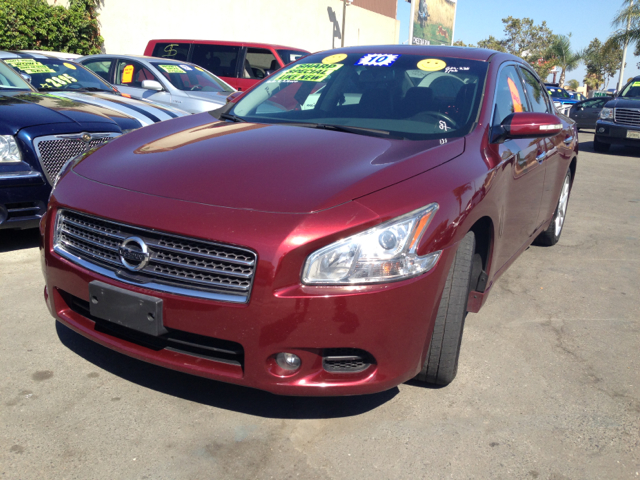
[322,54,348,65]
[158,65,186,74]
[417,59,446,72]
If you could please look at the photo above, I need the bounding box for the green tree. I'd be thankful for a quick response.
[583,38,624,90]
[544,35,582,87]
[453,40,475,47]
[566,79,580,90]
[476,17,555,78]
[0,0,102,54]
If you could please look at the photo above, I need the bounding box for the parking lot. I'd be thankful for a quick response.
[1,131,638,480]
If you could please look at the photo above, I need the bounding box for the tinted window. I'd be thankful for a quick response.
[82,59,113,82]
[190,44,241,78]
[277,49,307,65]
[152,42,189,61]
[115,60,160,88]
[150,62,233,92]
[619,80,640,98]
[231,53,487,141]
[520,68,550,113]
[243,48,277,79]
[493,66,529,126]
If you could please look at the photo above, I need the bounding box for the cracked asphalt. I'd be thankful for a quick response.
[1,131,638,480]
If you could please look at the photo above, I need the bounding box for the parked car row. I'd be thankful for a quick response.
[0,40,308,231]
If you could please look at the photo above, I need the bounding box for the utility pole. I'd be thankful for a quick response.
[617,0,634,92]
[341,0,352,48]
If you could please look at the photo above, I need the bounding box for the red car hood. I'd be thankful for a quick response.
[73,112,465,213]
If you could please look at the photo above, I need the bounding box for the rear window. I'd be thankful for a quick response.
[151,42,190,61]
[277,49,308,65]
[190,44,242,78]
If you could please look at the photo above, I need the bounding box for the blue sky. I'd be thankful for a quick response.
[397,0,638,88]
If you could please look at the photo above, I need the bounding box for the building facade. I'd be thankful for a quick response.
[49,0,400,55]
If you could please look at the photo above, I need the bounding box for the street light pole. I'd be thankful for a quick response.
[617,0,634,92]
[341,0,352,48]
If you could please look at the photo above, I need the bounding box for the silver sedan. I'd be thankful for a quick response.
[78,54,235,113]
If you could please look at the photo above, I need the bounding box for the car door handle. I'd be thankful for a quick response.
[536,152,547,163]
[563,136,573,145]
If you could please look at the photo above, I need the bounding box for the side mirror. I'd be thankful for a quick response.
[20,73,32,83]
[141,80,163,91]
[491,112,562,143]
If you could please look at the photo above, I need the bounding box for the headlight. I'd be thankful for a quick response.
[302,204,440,285]
[600,108,613,120]
[0,135,22,163]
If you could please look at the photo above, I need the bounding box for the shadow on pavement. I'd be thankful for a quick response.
[0,228,40,253]
[56,322,398,418]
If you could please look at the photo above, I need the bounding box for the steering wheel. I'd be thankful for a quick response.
[421,111,459,130]
[190,85,203,91]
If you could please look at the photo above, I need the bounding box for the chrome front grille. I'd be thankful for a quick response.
[614,108,640,126]
[54,210,257,303]
[33,133,120,185]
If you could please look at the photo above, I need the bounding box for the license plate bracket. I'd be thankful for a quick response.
[626,130,640,139]
[89,281,166,336]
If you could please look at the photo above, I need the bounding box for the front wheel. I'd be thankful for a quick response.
[415,231,476,386]
[533,170,572,246]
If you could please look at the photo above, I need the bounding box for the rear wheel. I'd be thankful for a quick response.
[593,136,610,152]
[533,170,572,246]
[416,231,475,386]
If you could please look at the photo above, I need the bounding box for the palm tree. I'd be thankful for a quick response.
[545,35,582,87]
[567,79,580,90]
[611,1,640,47]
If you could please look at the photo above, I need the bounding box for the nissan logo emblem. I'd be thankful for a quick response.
[118,236,150,271]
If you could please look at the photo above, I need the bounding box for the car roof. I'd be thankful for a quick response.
[79,54,185,63]
[0,51,80,61]
[148,39,310,52]
[312,45,510,62]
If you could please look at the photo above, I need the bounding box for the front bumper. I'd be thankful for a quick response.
[595,120,640,146]
[0,172,48,230]
[42,175,453,396]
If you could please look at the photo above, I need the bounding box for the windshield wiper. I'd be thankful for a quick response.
[281,122,400,138]
[220,113,246,123]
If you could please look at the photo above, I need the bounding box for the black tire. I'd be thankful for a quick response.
[416,231,475,386]
[593,136,610,152]
[533,169,572,247]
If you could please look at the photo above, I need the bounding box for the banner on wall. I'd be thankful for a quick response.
[409,0,457,46]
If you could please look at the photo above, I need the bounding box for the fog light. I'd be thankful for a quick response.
[598,127,605,133]
[276,352,301,371]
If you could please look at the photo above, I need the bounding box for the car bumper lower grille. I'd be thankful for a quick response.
[53,209,257,303]
[33,133,120,185]
[614,108,640,126]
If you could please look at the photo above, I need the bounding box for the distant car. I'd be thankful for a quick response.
[144,39,309,91]
[0,60,139,230]
[78,54,235,113]
[568,96,612,130]
[0,51,189,126]
[595,76,640,152]
[545,84,578,115]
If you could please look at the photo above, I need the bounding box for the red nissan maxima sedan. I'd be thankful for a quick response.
[41,46,577,396]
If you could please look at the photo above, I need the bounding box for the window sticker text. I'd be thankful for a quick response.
[158,65,186,74]
[356,54,399,67]
[273,63,343,82]
[5,59,55,74]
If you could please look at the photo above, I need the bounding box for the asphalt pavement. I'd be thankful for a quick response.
[1,131,639,480]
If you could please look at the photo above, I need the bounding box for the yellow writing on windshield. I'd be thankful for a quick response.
[158,65,186,74]
[275,63,343,82]
[5,58,55,74]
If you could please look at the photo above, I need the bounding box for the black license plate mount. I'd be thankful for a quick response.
[88,281,166,336]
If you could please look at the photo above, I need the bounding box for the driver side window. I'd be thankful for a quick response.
[493,66,529,127]
[115,60,160,88]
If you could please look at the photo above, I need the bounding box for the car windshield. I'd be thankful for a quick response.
[150,62,234,92]
[0,61,32,90]
[3,57,114,92]
[619,80,640,98]
[547,87,571,99]
[229,53,488,140]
